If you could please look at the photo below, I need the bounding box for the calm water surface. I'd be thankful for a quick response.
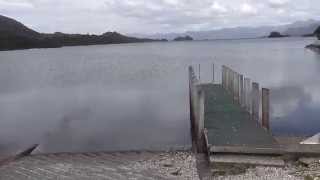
[0,37,319,154]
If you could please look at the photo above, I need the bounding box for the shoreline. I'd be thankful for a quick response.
[0,150,200,179]
[306,39,320,52]
[1,136,320,179]
[306,44,320,52]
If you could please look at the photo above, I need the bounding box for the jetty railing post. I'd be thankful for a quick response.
[244,78,251,113]
[188,66,194,146]
[231,69,234,96]
[225,67,228,91]
[222,66,225,88]
[240,74,244,107]
[229,68,233,93]
[232,71,238,103]
[232,71,236,101]
[212,63,215,83]
[189,66,201,151]
[262,88,270,130]
[226,67,229,92]
[252,82,260,122]
[198,64,201,82]
[224,66,227,89]
[234,72,240,104]
[197,88,205,152]
[226,67,230,92]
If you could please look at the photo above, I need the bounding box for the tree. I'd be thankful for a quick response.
[268,31,285,38]
[314,26,320,40]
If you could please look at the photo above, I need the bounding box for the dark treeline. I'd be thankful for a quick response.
[0,15,166,51]
[315,26,320,39]
[305,26,320,50]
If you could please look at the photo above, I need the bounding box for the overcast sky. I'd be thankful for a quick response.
[0,0,319,34]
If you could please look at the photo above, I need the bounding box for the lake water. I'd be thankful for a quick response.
[0,37,319,154]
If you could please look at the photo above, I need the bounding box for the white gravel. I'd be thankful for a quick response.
[211,166,302,180]
[210,162,320,180]
[131,151,200,180]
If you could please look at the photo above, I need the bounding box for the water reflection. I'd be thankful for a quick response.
[0,37,319,154]
[0,85,190,154]
[270,84,320,136]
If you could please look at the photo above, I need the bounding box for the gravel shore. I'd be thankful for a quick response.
[210,161,320,180]
[132,151,199,179]
[2,150,320,180]
[0,151,200,179]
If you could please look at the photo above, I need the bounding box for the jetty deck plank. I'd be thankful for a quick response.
[200,84,278,149]
[210,154,285,166]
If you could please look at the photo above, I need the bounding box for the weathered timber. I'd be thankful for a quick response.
[262,88,270,130]
[251,82,260,122]
[210,144,320,156]
[0,144,39,166]
[239,74,244,107]
[198,88,205,151]
[189,66,206,152]
[210,154,285,167]
[212,63,215,83]
[202,84,277,148]
[191,64,276,156]
[210,145,284,155]
[233,72,240,104]
[244,77,251,113]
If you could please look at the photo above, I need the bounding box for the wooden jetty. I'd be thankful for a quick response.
[189,64,277,151]
[189,64,320,166]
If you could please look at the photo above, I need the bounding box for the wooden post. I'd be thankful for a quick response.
[262,88,270,130]
[232,70,235,100]
[189,66,196,148]
[237,73,240,104]
[226,67,230,91]
[222,66,226,88]
[227,68,231,93]
[223,66,227,89]
[222,66,224,88]
[240,74,244,107]
[252,82,260,122]
[198,64,201,81]
[230,69,234,95]
[198,88,205,152]
[244,78,251,113]
[234,72,240,104]
[212,63,215,83]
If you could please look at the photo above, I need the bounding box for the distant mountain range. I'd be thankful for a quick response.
[131,19,320,40]
[1,14,319,51]
[0,15,164,51]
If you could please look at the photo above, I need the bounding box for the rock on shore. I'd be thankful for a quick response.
[306,39,320,52]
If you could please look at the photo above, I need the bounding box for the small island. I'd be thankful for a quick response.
[173,35,193,41]
[268,31,288,38]
[306,26,320,52]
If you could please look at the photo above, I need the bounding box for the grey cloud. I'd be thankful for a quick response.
[0,0,320,34]
[268,0,290,9]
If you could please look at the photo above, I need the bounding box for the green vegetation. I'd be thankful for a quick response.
[173,35,193,41]
[0,15,164,51]
[314,26,320,39]
[268,31,288,38]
